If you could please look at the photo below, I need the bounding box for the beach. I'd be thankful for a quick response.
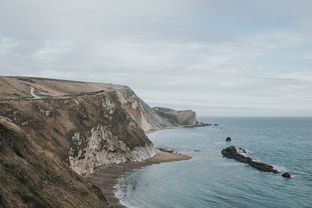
[88,151,192,208]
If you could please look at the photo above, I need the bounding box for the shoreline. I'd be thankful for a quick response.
[146,125,185,134]
[88,151,191,208]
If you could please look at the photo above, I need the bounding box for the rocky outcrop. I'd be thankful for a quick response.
[238,147,247,153]
[153,107,197,126]
[282,172,291,178]
[221,146,279,173]
[195,121,211,127]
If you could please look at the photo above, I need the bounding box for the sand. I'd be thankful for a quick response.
[88,151,191,208]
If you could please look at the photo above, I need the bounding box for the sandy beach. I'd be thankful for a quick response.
[88,151,192,208]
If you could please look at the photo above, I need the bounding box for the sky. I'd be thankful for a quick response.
[0,0,312,116]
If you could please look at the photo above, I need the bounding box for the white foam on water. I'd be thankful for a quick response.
[273,165,288,173]
[114,178,141,208]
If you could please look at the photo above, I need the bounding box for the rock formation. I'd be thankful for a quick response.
[238,147,247,153]
[195,121,211,127]
[221,146,279,173]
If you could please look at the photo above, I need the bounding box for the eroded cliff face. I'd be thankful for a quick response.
[69,124,156,175]
[0,91,156,175]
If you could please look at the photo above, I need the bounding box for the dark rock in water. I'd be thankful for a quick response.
[282,172,291,178]
[221,146,279,174]
[238,147,247,153]
[196,122,211,127]
[225,137,231,142]
[214,124,219,126]
[184,122,211,128]
[183,125,195,128]
[194,149,200,152]
[158,146,175,153]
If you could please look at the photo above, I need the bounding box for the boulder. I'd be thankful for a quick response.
[238,147,247,153]
[225,137,231,142]
[221,146,279,174]
[282,172,291,178]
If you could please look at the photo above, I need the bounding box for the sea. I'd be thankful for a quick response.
[116,117,312,208]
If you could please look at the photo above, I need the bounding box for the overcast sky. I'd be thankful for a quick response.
[1,0,312,116]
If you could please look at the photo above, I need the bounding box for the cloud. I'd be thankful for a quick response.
[0,0,311,116]
[33,40,75,63]
[0,37,20,53]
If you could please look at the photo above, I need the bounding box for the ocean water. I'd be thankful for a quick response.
[116,117,312,208]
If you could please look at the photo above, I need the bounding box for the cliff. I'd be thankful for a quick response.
[0,89,157,173]
[153,107,197,126]
[0,76,172,132]
[0,76,198,207]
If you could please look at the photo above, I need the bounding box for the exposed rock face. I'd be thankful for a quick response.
[0,91,155,176]
[69,124,156,175]
[114,88,172,132]
[153,107,197,126]
[221,146,279,174]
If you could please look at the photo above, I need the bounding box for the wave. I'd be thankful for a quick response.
[114,181,132,208]
[115,177,142,208]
